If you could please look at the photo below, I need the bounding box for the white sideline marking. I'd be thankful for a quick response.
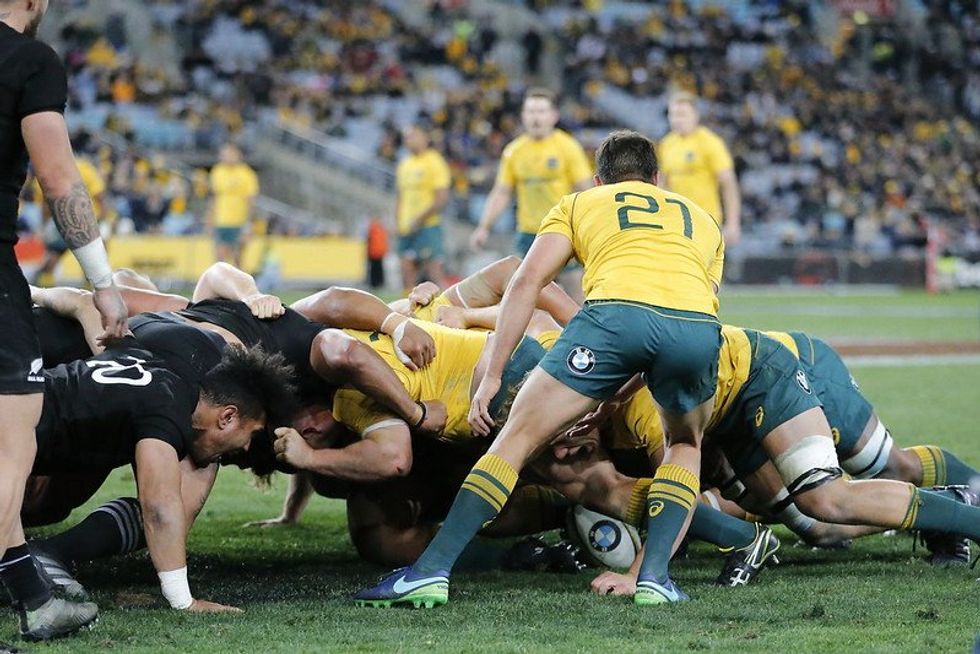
[844,354,980,367]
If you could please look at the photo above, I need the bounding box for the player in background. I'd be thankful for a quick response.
[469,88,592,299]
[355,130,726,608]
[0,0,127,642]
[207,143,258,268]
[395,125,451,291]
[658,92,742,245]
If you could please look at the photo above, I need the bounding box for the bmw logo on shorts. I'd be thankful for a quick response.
[796,369,812,394]
[589,520,621,553]
[566,346,596,375]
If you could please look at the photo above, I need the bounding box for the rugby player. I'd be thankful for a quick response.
[1,0,127,641]
[32,328,296,616]
[355,129,727,607]
[469,88,593,300]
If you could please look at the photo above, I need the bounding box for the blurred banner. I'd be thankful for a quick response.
[48,235,366,286]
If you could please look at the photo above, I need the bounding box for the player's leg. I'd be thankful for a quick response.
[353,368,597,607]
[634,311,721,604]
[761,407,980,542]
[901,441,979,487]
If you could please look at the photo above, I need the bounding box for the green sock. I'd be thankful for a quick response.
[902,486,980,540]
[637,464,699,583]
[415,454,518,574]
[688,502,757,550]
[907,446,980,486]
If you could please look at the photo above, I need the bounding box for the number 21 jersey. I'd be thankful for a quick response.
[538,180,724,315]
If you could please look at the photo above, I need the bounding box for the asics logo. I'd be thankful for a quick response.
[647,500,665,518]
[392,574,446,595]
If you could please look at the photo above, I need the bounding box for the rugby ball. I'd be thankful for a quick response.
[565,505,641,569]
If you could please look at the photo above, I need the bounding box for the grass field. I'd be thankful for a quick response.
[10,289,980,653]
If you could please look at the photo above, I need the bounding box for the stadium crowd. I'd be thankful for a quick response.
[24,0,980,257]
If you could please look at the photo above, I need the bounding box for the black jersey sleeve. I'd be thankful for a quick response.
[132,413,188,458]
[15,40,67,118]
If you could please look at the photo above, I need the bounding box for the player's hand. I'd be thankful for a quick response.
[468,374,501,437]
[564,400,617,441]
[551,429,599,461]
[415,399,448,436]
[590,570,636,596]
[243,293,285,320]
[187,599,243,613]
[92,285,130,345]
[394,321,436,370]
[273,427,313,470]
[242,516,295,529]
[408,282,441,310]
[435,304,467,329]
[723,223,741,247]
[469,227,489,251]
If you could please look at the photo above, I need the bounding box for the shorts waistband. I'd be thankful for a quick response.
[583,299,719,323]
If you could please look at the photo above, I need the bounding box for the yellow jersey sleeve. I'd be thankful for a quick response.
[534,329,562,351]
[607,389,664,462]
[429,152,451,190]
[412,292,453,323]
[331,388,399,436]
[563,135,593,186]
[495,143,517,188]
[537,193,576,242]
[703,130,734,175]
[242,165,260,197]
[708,234,725,290]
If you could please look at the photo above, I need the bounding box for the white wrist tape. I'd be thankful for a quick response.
[391,319,414,367]
[380,312,404,335]
[72,239,113,289]
[158,567,193,609]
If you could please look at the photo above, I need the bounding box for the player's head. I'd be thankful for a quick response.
[521,88,559,140]
[402,125,430,155]
[190,346,299,467]
[1,0,50,37]
[667,91,700,135]
[218,143,243,165]
[594,130,659,185]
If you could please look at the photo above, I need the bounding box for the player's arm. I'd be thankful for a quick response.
[134,439,239,612]
[273,422,412,482]
[310,329,446,435]
[245,472,315,527]
[717,168,741,244]
[294,288,435,370]
[409,188,449,232]
[470,181,514,249]
[179,458,218,529]
[30,285,103,353]
[116,285,190,315]
[23,111,128,340]
[192,262,284,319]
[469,232,573,436]
[454,255,580,325]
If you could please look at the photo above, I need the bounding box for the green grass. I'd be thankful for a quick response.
[11,289,980,652]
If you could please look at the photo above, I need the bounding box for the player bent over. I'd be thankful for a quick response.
[354,130,726,607]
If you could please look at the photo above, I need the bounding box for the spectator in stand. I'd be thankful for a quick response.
[206,143,258,267]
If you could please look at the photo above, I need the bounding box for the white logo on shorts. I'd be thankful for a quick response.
[795,369,812,394]
[566,346,596,375]
[27,358,43,384]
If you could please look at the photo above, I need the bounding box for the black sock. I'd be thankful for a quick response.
[0,544,51,610]
[37,497,145,567]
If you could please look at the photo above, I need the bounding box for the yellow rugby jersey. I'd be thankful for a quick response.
[395,148,451,235]
[496,130,592,234]
[607,389,665,463]
[534,329,562,352]
[658,126,734,221]
[210,162,259,227]
[331,321,488,441]
[411,291,454,323]
[538,180,724,315]
[764,331,800,358]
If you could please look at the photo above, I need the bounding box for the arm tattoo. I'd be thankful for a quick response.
[46,181,100,249]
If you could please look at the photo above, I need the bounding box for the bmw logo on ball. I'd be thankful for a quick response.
[588,520,622,553]
[566,346,596,375]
